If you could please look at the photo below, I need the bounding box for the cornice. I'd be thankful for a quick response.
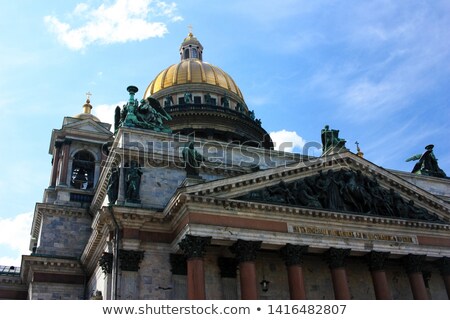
[171,194,450,232]
[167,153,449,220]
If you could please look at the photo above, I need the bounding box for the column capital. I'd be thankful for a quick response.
[179,235,211,259]
[366,251,390,271]
[99,252,113,274]
[280,244,308,266]
[325,247,351,269]
[119,249,144,271]
[403,254,426,274]
[436,257,450,276]
[54,140,64,149]
[229,239,261,262]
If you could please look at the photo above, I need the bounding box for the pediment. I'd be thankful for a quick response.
[179,152,450,223]
[63,118,112,135]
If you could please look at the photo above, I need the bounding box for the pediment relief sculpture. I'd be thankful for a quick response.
[237,168,441,222]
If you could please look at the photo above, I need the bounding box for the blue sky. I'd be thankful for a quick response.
[1,0,449,265]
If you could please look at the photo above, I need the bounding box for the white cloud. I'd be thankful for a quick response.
[0,212,33,266]
[44,0,182,51]
[93,102,126,129]
[270,129,306,153]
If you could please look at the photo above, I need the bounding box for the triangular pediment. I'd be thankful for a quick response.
[175,152,450,223]
[63,118,112,135]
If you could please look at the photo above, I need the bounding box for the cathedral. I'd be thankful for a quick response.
[1,32,449,300]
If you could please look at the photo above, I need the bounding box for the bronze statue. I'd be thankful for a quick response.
[184,92,193,104]
[321,125,347,154]
[164,95,173,107]
[107,167,119,204]
[125,161,142,202]
[182,142,205,177]
[116,86,172,133]
[406,144,447,178]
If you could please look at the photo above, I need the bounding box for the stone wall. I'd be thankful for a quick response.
[138,168,186,209]
[29,282,84,300]
[37,212,91,258]
[136,244,174,300]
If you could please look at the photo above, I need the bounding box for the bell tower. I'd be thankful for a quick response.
[21,95,114,299]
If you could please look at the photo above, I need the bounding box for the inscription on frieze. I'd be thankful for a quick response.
[291,225,415,243]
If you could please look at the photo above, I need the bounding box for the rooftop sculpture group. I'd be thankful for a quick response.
[114,86,172,133]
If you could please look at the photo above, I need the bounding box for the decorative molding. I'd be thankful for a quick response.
[403,254,426,274]
[229,239,261,263]
[217,257,238,278]
[178,235,211,259]
[175,195,450,232]
[98,252,113,274]
[325,247,351,269]
[366,251,390,271]
[118,249,144,272]
[279,244,308,266]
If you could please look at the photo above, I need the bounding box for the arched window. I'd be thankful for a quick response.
[71,151,95,190]
[192,48,198,58]
[184,49,190,59]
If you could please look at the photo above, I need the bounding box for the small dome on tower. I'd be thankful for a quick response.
[74,93,100,121]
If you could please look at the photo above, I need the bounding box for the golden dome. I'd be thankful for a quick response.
[143,59,244,100]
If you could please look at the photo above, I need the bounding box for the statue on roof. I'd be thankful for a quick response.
[321,125,347,155]
[406,144,447,178]
[182,142,205,177]
[115,86,172,133]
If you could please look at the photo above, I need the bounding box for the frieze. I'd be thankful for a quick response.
[292,225,415,244]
